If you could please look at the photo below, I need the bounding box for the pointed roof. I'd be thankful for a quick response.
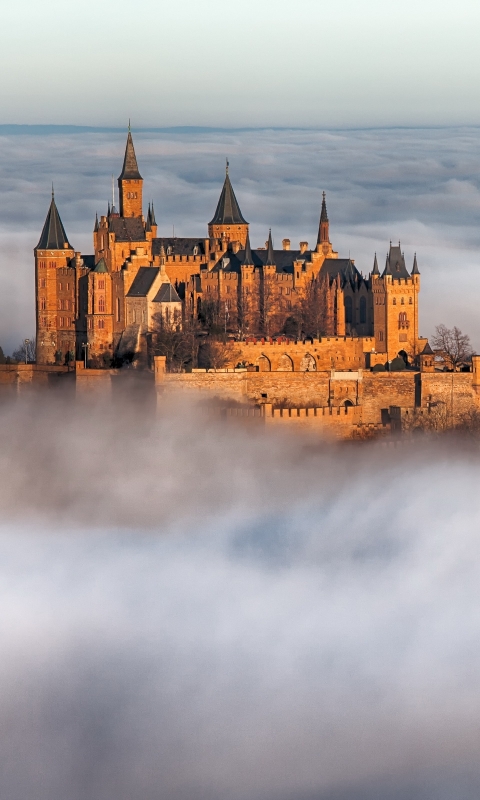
[146,203,152,232]
[150,202,156,226]
[94,213,99,233]
[153,283,182,303]
[93,258,108,273]
[411,253,420,275]
[209,162,248,225]
[371,253,379,275]
[382,243,410,279]
[265,229,275,266]
[36,193,72,250]
[421,341,434,355]
[118,130,142,181]
[242,231,254,266]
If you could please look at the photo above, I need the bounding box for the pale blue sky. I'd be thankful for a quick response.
[1,0,480,127]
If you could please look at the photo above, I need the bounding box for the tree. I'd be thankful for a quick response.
[11,337,36,363]
[431,324,473,371]
[150,312,200,373]
[198,338,242,370]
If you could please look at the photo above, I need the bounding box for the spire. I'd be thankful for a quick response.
[118,129,142,181]
[150,202,156,226]
[146,203,152,232]
[372,253,379,275]
[320,191,328,222]
[94,212,99,233]
[107,201,111,216]
[209,165,248,225]
[36,194,72,250]
[411,253,420,275]
[382,242,410,279]
[317,191,330,245]
[265,229,275,267]
[242,231,254,266]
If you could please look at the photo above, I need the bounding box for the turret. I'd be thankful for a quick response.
[118,125,143,218]
[317,192,330,246]
[208,160,249,247]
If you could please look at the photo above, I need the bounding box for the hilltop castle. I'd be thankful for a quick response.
[34,129,422,368]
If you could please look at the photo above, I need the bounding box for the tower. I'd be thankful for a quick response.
[372,243,420,361]
[35,192,75,365]
[118,126,143,218]
[208,161,249,247]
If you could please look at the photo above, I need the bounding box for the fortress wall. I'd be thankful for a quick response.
[231,336,375,371]
[420,372,479,422]
[361,373,418,424]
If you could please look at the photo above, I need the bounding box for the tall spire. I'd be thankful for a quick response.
[317,191,330,245]
[372,253,379,275]
[411,253,420,275]
[265,229,275,267]
[94,212,99,233]
[146,203,152,231]
[118,128,142,181]
[242,231,254,266]
[150,201,156,226]
[209,165,248,225]
[36,193,72,250]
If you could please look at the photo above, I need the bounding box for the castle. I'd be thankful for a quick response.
[34,128,424,370]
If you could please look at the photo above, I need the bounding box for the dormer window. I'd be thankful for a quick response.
[167,246,172,256]
[193,246,198,256]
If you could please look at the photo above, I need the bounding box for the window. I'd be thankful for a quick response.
[66,283,70,290]
[40,278,46,288]
[98,319,105,329]
[359,296,367,324]
[393,298,396,305]
[379,331,384,341]
[41,317,47,327]
[49,261,55,268]
[98,280,105,289]
[344,296,353,324]
[398,312,408,329]
[59,282,62,291]
[40,298,46,310]
[401,297,404,305]
[98,297,106,313]
[409,297,413,304]
[193,246,198,256]
[116,298,121,322]
[88,318,93,329]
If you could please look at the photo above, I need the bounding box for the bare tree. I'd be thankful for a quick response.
[198,338,242,370]
[431,324,473,370]
[12,337,36,363]
[150,313,201,372]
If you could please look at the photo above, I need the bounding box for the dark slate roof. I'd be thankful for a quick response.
[152,238,206,257]
[93,258,108,273]
[411,253,420,275]
[421,341,434,355]
[153,283,182,303]
[211,248,308,274]
[371,253,380,275]
[118,131,142,180]
[209,171,248,225]
[320,192,328,223]
[320,258,364,288]
[127,267,159,297]
[265,230,275,266]
[109,217,146,242]
[36,196,72,250]
[243,231,254,266]
[382,244,411,279]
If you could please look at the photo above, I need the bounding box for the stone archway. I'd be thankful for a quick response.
[257,354,271,372]
[300,353,316,372]
[277,353,294,372]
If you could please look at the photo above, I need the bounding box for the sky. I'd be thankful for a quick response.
[1,0,480,128]
[1,125,480,353]
[0,395,480,800]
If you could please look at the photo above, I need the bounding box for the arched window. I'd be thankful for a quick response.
[98,280,105,290]
[257,355,271,372]
[409,297,413,304]
[277,353,294,372]
[398,312,408,329]
[98,297,106,313]
[300,353,317,372]
[359,296,367,324]
[401,297,405,305]
[344,296,353,324]
[98,319,105,329]
[393,297,396,305]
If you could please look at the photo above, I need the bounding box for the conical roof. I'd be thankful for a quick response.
[118,130,142,181]
[411,253,420,275]
[382,243,410,279]
[371,253,379,275]
[36,194,72,250]
[242,231,254,266]
[265,229,275,266]
[209,164,248,225]
[93,258,108,273]
[421,341,434,355]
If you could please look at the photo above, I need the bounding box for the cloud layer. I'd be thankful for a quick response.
[1,125,480,351]
[0,395,479,798]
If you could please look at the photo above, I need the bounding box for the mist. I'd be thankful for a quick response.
[1,125,480,352]
[0,392,479,798]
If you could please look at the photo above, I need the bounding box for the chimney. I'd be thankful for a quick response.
[300,241,308,254]
[282,239,290,251]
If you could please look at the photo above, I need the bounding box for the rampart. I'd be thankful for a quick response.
[230,335,376,372]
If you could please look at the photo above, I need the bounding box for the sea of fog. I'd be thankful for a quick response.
[0,393,479,798]
[1,125,480,352]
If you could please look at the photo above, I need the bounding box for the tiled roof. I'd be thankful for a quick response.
[209,171,248,225]
[118,131,142,181]
[109,217,146,242]
[153,283,182,303]
[152,238,206,257]
[36,196,71,250]
[126,267,159,297]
